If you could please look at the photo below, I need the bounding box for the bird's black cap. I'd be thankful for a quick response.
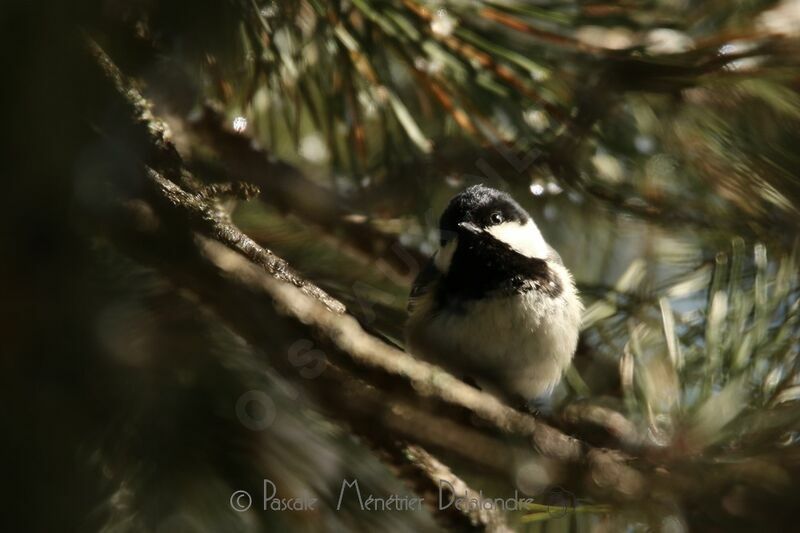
[439,185,530,245]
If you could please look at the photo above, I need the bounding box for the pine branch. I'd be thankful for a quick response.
[179,103,427,286]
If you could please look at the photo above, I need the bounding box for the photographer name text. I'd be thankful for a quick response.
[229,479,537,513]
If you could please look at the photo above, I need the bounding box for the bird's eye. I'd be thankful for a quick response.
[489,212,504,225]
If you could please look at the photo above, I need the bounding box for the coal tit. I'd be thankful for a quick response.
[405,185,582,405]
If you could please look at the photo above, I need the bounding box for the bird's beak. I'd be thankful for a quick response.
[457,221,482,235]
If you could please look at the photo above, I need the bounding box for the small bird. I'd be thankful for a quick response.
[406,185,582,406]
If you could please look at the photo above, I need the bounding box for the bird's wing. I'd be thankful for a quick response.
[407,258,441,313]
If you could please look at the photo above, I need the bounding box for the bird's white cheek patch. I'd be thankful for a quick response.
[434,237,458,272]
[487,220,549,259]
